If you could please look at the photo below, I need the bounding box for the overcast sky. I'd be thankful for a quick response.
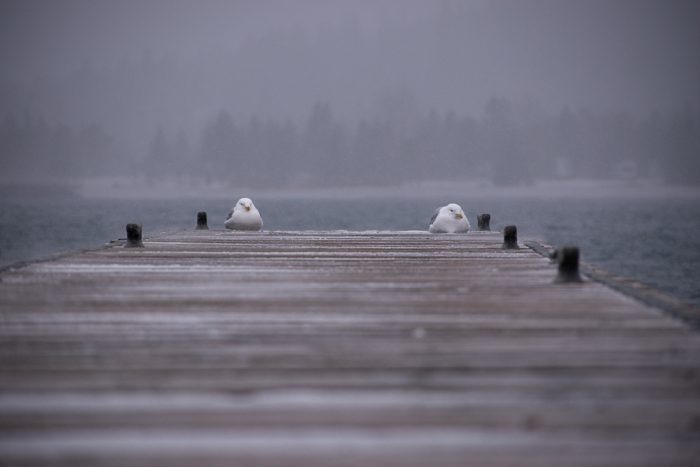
[2,0,698,122]
[1,0,699,187]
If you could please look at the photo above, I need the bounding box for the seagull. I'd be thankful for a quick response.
[225,197,263,231]
[429,203,470,233]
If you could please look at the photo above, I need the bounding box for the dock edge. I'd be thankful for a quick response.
[525,240,700,330]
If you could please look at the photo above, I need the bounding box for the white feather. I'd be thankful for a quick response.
[429,203,470,233]
[224,197,263,231]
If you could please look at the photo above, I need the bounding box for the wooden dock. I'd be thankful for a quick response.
[1,229,699,466]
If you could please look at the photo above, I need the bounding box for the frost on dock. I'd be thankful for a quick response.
[1,230,699,466]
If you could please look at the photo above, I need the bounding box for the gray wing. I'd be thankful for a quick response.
[226,210,233,221]
[429,208,440,226]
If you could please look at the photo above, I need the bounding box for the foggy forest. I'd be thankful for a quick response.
[1,0,699,190]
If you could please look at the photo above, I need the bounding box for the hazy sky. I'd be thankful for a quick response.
[1,0,699,188]
[1,0,699,146]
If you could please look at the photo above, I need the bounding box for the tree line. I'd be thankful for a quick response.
[149,98,700,186]
[0,115,115,180]
[2,98,699,186]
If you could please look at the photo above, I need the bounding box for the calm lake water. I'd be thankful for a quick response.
[1,195,699,304]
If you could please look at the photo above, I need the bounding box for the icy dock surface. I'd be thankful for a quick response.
[1,230,699,466]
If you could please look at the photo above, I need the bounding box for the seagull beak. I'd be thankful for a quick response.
[455,212,464,219]
[245,205,251,211]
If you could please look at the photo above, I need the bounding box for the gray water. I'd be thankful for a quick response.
[1,196,699,305]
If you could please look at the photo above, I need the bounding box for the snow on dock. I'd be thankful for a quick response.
[1,230,699,466]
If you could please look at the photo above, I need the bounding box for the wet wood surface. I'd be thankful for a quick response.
[1,230,699,466]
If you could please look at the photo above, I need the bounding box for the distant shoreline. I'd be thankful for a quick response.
[2,177,700,200]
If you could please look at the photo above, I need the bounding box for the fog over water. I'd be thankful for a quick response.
[1,0,699,191]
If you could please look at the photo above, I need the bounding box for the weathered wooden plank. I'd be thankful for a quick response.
[1,428,698,467]
[1,230,699,466]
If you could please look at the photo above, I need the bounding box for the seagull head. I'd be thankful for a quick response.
[237,197,255,212]
[446,203,465,220]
